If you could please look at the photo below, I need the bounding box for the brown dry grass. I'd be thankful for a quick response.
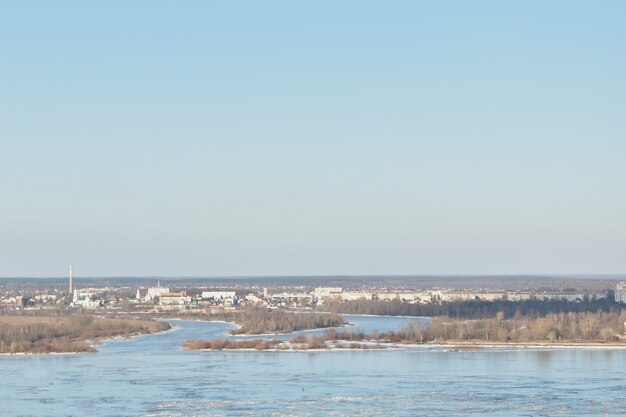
[182,335,389,351]
[0,316,65,326]
[182,339,283,350]
[0,315,170,354]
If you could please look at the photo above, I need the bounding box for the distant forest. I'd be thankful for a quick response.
[0,275,618,293]
[322,296,622,319]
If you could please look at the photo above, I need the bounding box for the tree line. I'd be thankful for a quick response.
[231,309,345,335]
[396,309,626,343]
[321,297,622,319]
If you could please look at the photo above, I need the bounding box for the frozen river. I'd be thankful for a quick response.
[1,315,624,416]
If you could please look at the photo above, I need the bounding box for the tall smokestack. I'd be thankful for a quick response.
[69,265,73,294]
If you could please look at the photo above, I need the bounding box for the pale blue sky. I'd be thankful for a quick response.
[1,1,625,277]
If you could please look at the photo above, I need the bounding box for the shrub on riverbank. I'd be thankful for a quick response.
[183,339,283,350]
[230,309,345,335]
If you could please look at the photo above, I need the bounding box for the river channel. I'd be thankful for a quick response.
[1,315,624,416]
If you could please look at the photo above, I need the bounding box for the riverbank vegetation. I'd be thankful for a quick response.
[322,298,620,319]
[329,309,626,345]
[182,330,383,351]
[409,309,626,343]
[229,309,345,335]
[0,315,170,354]
[184,310,626,351]
[183,339,284,350]
[144,308,345,335]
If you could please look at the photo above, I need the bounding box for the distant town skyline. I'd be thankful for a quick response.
[1,1,625,277]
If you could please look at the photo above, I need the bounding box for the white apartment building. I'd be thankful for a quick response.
[616,282,626,304]
[146,286,170,301]
[314,287,342,300]
[341,291,374,301]
[201,291,237,305]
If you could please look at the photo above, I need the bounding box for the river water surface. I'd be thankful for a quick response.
[1,315,624,416]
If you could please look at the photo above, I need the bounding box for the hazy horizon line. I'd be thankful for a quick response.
[1,273,624,280]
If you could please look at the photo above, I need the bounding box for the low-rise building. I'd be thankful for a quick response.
[0,296,24,307]
[269,292,313,307]
[73,289,102,308]
[244,293,262,304]
[159,292,191,308]
[33,294,57,303]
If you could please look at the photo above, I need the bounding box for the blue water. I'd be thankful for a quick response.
[1,315,625,416]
